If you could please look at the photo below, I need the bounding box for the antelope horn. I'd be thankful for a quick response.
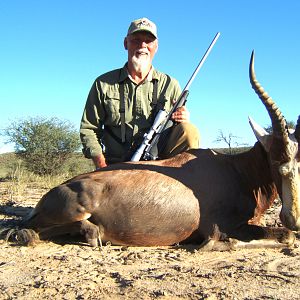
[249,51,288,142]
[295,115,300,143]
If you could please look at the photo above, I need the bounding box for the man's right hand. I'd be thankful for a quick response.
[92,154,107,169]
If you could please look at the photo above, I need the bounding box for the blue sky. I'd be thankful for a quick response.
[0,0,299,153]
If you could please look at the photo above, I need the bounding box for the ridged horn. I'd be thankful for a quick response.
[295,115,300,143]
[249,51,288,142]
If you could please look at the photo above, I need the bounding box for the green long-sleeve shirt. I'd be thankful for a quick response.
[80,64,181,163]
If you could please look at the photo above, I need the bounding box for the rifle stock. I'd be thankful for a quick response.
[131,32,220,162]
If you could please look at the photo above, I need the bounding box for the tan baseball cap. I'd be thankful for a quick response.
[127,17,157,39]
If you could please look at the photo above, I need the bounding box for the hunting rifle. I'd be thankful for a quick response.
[131,32,220,162]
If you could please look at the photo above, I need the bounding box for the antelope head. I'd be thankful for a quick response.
[249,51,300,231]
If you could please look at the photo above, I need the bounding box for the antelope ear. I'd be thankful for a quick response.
[248,116,272,152]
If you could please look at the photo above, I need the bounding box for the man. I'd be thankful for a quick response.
[80,17,200,169]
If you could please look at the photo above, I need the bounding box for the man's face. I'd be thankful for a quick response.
[125,31,158,73]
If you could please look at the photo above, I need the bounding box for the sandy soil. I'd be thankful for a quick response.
[0,181,299,300]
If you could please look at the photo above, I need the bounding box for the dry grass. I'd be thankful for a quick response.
[0,152,94,200]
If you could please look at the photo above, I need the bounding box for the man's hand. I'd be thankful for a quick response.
[92,154,107,169]
[171,106,190,123]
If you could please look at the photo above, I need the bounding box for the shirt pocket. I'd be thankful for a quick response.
[103,91,121,125]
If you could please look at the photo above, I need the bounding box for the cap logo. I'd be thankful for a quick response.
[136,19,152,28]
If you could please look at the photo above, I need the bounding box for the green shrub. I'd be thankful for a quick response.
[3,117,82,175]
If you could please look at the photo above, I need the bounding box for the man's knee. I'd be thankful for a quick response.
[176,122,200,149]
[159,123,200,158]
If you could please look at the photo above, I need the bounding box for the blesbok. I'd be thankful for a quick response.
[5,51,300,248]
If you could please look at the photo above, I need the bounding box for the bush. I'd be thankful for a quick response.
[3,117,81,175]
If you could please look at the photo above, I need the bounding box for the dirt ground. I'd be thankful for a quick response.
[0,181,299,300]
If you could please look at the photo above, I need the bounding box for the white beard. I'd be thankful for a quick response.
[131,53,151,74]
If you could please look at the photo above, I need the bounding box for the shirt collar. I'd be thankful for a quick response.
[119,64,129,82]
[119,63,159,83]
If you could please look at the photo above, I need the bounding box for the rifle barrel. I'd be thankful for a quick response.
[183,32,220,92]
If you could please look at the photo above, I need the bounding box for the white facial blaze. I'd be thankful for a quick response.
[279,158,300,230]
